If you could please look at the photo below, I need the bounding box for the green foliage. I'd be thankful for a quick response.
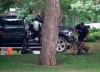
[15,0,46,25]
[60,0,78,16]
[88,35,96,42]
[60,0,100,26]
[60,0,75,12]
[87,28,100,42]
[15,0,46,13]
[90,28,100,33]
[92,32,100,40]
[0,0,46,22]
[0,0,14,13]
[15,0,46,17]
[71,0,100,23]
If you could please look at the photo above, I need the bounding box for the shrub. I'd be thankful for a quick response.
[92,32,100,40]
[87,32,100,42]
[87,34,96,42]
[90,28,100,33]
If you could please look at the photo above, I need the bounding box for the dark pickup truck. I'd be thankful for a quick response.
[0,15,76,53]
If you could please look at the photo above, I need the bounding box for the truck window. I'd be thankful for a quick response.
[4,20,23,26]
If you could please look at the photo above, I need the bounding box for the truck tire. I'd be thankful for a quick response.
[56,36,68,52]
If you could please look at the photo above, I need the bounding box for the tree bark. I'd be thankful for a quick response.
[39,0,60,66]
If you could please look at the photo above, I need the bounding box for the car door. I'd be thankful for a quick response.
[1,19,12,47]
[1,19,25,47]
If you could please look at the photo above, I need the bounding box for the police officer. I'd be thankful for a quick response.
[75,22,89,42]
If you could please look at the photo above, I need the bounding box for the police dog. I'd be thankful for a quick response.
[71,41,89,55]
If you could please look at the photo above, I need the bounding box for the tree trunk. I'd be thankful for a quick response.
[39,0,60,66]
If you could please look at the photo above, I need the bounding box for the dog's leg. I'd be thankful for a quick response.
[71,44,78,54]
[77,42,86,55]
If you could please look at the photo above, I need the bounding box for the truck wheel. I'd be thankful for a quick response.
[56,36,68,52]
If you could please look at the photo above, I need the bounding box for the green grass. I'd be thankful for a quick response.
[0,42,100,72]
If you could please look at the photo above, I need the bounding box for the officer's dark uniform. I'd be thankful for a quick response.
[75,24,89,42]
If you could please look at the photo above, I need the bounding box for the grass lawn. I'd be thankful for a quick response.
[0,42,100,72]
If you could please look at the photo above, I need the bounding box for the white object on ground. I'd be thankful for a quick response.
[33,51,40,54]
[0,48,8,55]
